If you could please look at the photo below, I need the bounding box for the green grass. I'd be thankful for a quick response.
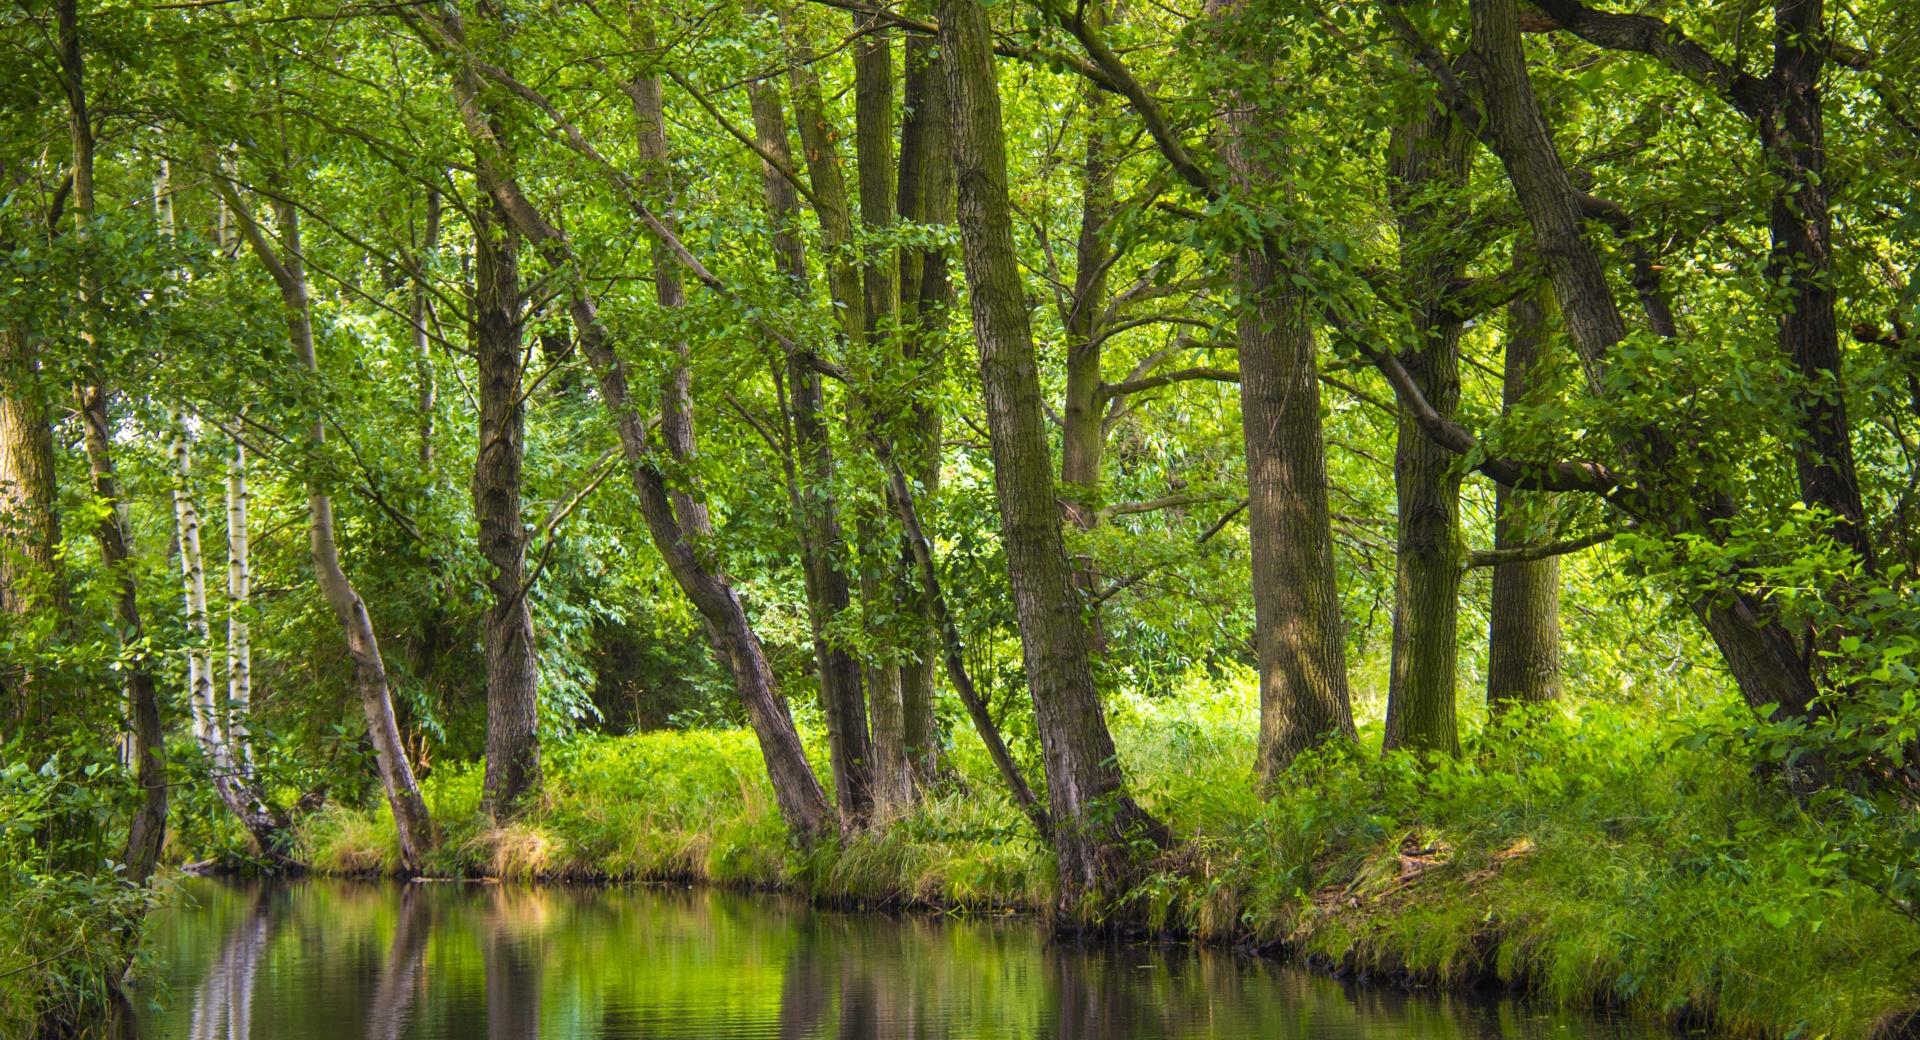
[282,677,1920,1040]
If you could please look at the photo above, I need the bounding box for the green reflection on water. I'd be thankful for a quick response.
[129,879,1669,1040]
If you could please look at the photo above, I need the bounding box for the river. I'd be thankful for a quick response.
[126,878,1672,1038]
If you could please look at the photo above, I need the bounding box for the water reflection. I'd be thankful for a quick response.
[131,879,1669,1040]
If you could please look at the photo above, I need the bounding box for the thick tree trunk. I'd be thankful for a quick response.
[1487,277,1563,712]
[1209,0,1357,781]
[0,331,64,625]
[1465,0,1823,718]
[1763,0,1872,571]
[429,12,835,840]
[1382,104,1471,756]
[0,329,67,738]
[473,189,541,819]
[58,0,167,885]
[217,179,435,868]
[938,0,1166,921]
[894,30,953,784]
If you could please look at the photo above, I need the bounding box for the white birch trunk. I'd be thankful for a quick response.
[171,420,220,758]
[226,438,254,770]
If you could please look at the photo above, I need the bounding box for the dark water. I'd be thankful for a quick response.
[128,879,1670,1039]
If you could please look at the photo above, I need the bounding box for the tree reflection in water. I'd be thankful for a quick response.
[133,879,1669,1040]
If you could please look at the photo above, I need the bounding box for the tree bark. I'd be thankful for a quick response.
[777,10,879,822]
[1382,103,1472,756]
[425,7,835,840]
[58,0,167,885]
[894,28,953,785]
[938,0,1166,921]
[214,173,436,868]
[1059,82,1114,652]
[225,440,255,768]
[1463,0,1823,719]
[174,424,288,856]
[851,9,918,819]
[1209,0,1357,781]
[0,328,67,741]
[473,187,541,819]
[0,332,64,625]
[1763,0,1873,570]
[1486,275,1563,712]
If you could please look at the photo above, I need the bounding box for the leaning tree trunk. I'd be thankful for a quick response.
[1486,275,1563,712]
[58,0,167,884]
[1382,103,1472,756]
[473,188,541,819]
[1209,0,1357,782]
[1464,0,1823,719]
[214,174,435,868]
[894,29,954,784]
[938,0,1166,923]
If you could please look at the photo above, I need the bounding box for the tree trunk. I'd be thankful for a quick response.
[740,44,872,827]
[1382,103,1471,756]
[412,190,440,470]
[777,11,879,822]
[0,327,67,740]
[225,440,255,768]
[1763,0,1873,571]
[1486,278,1564,712]
[1466,0,1825,719]
[58,0,167,885]
[473,187,541,819]
[0,332,64,624]
[172,424,219,749]
[851,10,918,819]
[429,10,835,841]
[938,0,1166,921]
[1059,83,1113,652]
[174,424,289,856]
[894,29,953,785]
[216,176,436,868]
[1209,0,1357,781]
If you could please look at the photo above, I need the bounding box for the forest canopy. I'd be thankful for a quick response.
[2,0,1918,1034]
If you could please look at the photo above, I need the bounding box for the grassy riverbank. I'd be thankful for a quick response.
[277,680,1917,1040]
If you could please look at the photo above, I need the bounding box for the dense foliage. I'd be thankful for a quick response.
[1,0,1915,1035]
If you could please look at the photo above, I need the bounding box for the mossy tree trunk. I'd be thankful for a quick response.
[938,0,1166,921]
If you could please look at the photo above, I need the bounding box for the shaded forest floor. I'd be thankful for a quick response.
[239,683,1916,1039]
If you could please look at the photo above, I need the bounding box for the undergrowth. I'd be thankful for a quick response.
[262,680,1920,1040]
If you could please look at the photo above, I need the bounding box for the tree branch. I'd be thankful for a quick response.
[1464,527,1616,568]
